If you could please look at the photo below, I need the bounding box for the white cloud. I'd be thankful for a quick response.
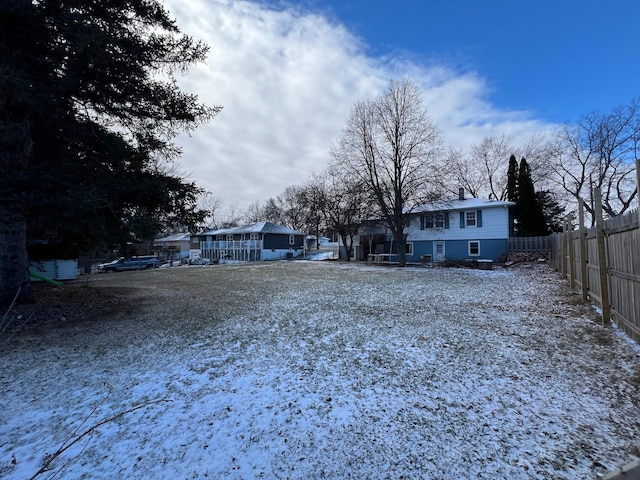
[165,0,555,209]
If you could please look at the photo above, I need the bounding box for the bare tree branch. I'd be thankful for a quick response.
[29,398,171,480]
[331,79,443,266]
[549,98,640,224]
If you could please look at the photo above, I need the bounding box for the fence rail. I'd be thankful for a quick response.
[550,191,640,344]
[508,236,549,255]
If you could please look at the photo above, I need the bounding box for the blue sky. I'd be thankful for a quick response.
[166,0,638,209]
[309,0,638,123]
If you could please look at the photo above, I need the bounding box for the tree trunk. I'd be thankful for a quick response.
[394,231,406,267]
[0,119,34,306]
[0,203,32,306]
[338,230,352,261]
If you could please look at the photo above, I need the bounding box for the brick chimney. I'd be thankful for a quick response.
[458,187,465,201]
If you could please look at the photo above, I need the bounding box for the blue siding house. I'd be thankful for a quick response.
[352,190,515,263]
[196,222,306,262]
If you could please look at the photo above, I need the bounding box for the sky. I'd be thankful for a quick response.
[163,0,639,211]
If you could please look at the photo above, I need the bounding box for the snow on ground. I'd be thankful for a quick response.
[1,262,639,479]
[301,248,339,261]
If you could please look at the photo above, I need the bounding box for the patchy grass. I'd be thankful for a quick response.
[1,262,640,479]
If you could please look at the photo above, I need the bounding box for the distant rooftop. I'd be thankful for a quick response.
[154,233,191,242]
[198,221,304,236]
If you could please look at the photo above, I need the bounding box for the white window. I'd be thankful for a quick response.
[289,234,295,245]
[226,234,233,242]
[466,211,476,227]
[405,242,414,255]
[468,241,480,256]
[425,213,446,229]
[250,233,259,241]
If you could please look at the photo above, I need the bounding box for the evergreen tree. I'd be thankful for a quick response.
[536,190,565,233]
[0,0,221,305]
[516,158,548,236]
[506,155,519,202]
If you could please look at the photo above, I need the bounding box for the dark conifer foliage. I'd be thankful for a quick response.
[506,155,518,202]
[516,157,548,237]
[536,190,565,233]
[0,0,220,305]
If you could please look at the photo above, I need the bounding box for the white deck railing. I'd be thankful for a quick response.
[200,240,263,251]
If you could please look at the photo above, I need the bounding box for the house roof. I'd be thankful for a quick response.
[413,197,515,213]
[198,221,304,236]
[154,233,191,242]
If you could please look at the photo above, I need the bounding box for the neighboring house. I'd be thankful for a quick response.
[306,234,339,250]
[152,233,193,261]
[195,222,306,262]
[319,234,339,247]
[350,189,515,263]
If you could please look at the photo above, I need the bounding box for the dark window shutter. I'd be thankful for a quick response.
[460,211,465,228]
[444,213,450,229]
[477,210,483,227]
[420,215,425,230]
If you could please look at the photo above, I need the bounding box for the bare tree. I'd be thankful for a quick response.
[263,197,285,225]
[471,134,514,200]
[197,194,222,229]
[549,98,640,224]
[445,147,486,199]
[197,194,241,229]
[332,79,443,266]
[444,133,555,201]
[264,185,308,231]
[518,133,554,189]
[316,167,370,260]
[301,178,327,250]
[242,200,265,224]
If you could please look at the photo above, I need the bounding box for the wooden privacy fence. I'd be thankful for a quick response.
[508,236,549,256]
[549,185,640,344]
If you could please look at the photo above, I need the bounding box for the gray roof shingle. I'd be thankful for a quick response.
[198,222,303,236]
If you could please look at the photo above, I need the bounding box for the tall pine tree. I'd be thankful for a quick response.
[516,157,548,236]
[505,154,519,237]
[506,155,519,202]
[536,190,565,233]
[0,0,221,305]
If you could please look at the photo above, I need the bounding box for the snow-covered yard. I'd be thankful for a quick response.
[1,262,639,479]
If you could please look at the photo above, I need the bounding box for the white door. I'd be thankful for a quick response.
[433,241,445,262]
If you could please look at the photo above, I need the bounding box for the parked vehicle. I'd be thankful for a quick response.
[188,257,213,265]
[98,256,160,272]
[96,258,122,272]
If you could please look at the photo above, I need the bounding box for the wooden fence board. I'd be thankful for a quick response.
[550,206,640,344]
[508,236,550,255]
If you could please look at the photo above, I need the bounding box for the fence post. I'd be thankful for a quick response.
[578,199,589,302]
[594,187,611,325]
[560,217,567,279]
[568,214,576,290]
[636,159,640,227]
